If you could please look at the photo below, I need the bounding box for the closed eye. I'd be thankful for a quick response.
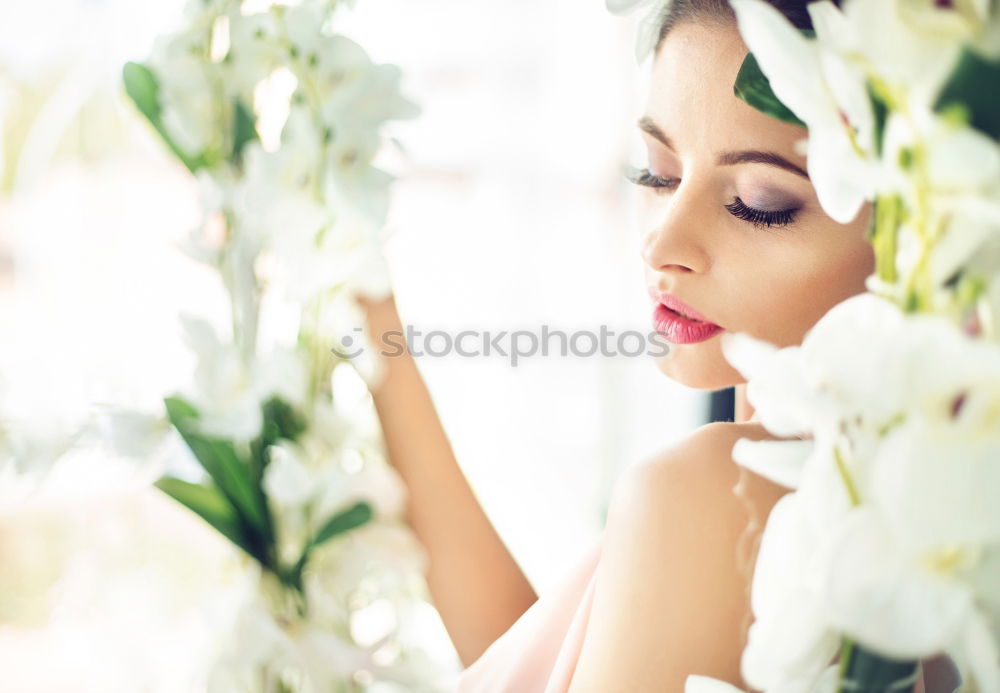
[624,165,679,191]
[624,166,800,230]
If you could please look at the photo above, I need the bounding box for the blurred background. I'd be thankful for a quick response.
[0,0,723,686]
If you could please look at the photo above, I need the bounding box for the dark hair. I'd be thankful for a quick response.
[653,0,844,56]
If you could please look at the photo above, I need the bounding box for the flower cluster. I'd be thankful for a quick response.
[116,0,445,690]
[661,1,1000,692]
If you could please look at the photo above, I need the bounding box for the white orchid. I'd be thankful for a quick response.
[685,665,842,693]
[223,9,283,105]
[722,291,1000,691]
[262,397,406,568]
[264,428,405,521]
[232,143,332,259]
[146,26,223,161]
[687,0,1000,691]
[318,55,421,130]
[207,578,376,693]
[179,314,309,442]
[730,0,882,225]
[720,293,915,491]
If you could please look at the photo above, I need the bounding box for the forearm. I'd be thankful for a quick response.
[360,295,538,667]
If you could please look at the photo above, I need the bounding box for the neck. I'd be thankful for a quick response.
[734,383,755,423]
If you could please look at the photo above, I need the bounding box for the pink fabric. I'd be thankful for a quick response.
[455,531,605,693]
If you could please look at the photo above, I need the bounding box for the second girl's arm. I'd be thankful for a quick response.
[358,293,538,668]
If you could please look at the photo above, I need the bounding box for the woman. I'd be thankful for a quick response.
[357,1,959,691]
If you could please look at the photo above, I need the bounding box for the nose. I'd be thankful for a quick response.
[639,186,710,275]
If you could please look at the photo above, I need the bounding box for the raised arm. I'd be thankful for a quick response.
[358,293,538,667]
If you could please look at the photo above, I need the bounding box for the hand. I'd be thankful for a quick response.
[355,291,406,360]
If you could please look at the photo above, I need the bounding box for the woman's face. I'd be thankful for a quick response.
[637,19,875,390]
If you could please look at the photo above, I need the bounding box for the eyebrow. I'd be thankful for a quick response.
[637,116,810,181]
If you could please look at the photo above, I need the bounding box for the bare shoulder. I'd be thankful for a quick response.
[567,422,793,693]
[614,421,791,522]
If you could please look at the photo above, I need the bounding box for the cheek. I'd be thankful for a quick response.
[726,233,875,348]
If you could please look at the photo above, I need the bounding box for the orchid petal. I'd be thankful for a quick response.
[731,437,813,490]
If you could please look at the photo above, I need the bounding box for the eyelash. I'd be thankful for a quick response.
[624,167,799,230]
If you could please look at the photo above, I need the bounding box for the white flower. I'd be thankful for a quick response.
[304,523,428,608]
[232,143,332,260]
[814,505,1000,692]
[685,674,745,693]
[720,330,833,440]
[724,291,1000,690]
[232,130,394,306]
[875,107,1000,297]
[264,432,405,521]
[319,57,420,131]
[817,507,978,658]
[207,588,374,693]
[841,0,965,106]
[224,9,282,105]
[147,27,222,160]
[179,315,309,442]
[89,406,172,460]
[740,475,845,693]
[263,440,317,508]
[730,0,881,225]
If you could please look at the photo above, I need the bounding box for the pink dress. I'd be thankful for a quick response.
[454,531,605,693]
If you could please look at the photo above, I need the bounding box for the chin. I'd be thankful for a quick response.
[650,335,744,391]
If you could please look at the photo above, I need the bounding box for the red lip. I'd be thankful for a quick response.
[646,286,724,345]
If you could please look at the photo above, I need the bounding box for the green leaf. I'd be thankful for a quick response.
[231,98,258,166]
[258,397,308,453]
[121,61,205,174]
[310,501,373,548]
[163,396,273,552]
[122,61,161,125]
[154,476,258,558]
[246,396,307,552]
[249,395,307,497]
[733,51,807,128]
[934,45,1000,141]
[282,501,374,591]
[733,28,814,129]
